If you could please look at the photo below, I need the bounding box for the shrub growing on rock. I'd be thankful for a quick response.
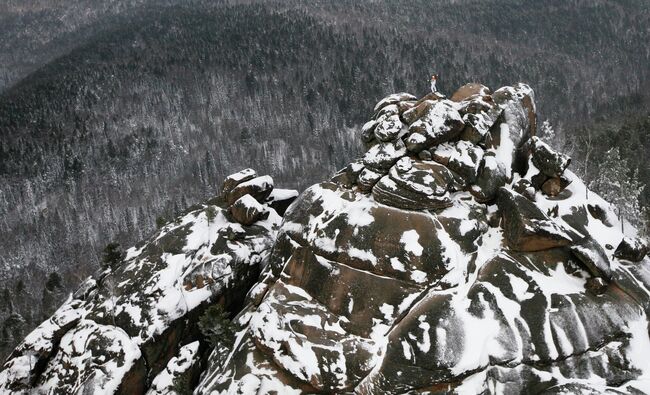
[101,242,125,270]
[198,305,235,349]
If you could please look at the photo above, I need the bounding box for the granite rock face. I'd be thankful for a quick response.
[2,83,649,395]
[0,171,296,394]
[195,83,650,394]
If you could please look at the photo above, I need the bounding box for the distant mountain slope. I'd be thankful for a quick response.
[0,0,199,92]
[0,0,649,359]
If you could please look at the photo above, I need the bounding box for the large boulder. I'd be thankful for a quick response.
[362,139,407,172]
[372,160,456,210]
[373,92,417,114]
[373,113,404,142]
[221,168,257,195]
[450,82,491,102]
[225,175,274,205]
[497,187,578,251]
[615,236,649,262]
[404,100,465,152]
[493,83,537,144]
[229,194,268,225]
[529,136,571,178]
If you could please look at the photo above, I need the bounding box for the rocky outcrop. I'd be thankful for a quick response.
[194,83,650,394]
[2,82,649,395]
[0,171,296,394]
[615,236,649,262]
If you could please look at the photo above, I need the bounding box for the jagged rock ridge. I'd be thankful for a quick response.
[1,82,650,394]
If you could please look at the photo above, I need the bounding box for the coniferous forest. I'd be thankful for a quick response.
[0,0,649,358]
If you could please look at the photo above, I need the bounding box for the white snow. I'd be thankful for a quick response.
[348,247,377,265]
[410,270,427,284]
[506,273,534,301]
[390,257,405,272]
[268,188,299,201]
[416,319,431,353]
[400,230,423,256]
[493,123,515,178]
[147,341,200,395]
[527,262,586,298]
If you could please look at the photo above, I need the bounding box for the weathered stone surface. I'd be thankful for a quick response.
[372,161,458,210]
[413,91,445,107]
[373,113,404,142]
[229,194,268,225]
[541,176,563,196]
[373,175,452,211]
[375,103,399,118]
[529,136,571,177]
[615,236,649,262]
[402,99,436,125]
[225,175,274,205]
[497,188,577,251]
[397,100,416,114]
[450,82,491,102]
[586,277,607,295]
[361,247,646,393]
[460,107,503,145]
[357,167,384,192]
[470,153,508,202]
[360,119,377,143]
[373,92,417,113]
[443,141,484,184]
[362,139,407,171]
[277,183,460,285]
[493,83,537,144]
[570,236,612,279]
[221,168,257,195]
[437,195,488,252]
[417,149,432,161]
[405,100,465,152]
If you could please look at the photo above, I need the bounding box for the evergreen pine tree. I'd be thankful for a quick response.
[41,273,65,321]
[198,305,235,349]
[590,148,645,232]
[101,242,124,270]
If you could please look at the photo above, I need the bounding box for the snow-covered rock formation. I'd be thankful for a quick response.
[2,83,649,394]
[0,170,297,394]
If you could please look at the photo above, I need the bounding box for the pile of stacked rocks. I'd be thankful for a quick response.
[333,83,537,208]
[223,168,298,226]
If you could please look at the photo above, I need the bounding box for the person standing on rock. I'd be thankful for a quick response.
[430,74,438,93]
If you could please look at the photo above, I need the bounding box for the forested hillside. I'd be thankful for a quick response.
[1,0,649,358]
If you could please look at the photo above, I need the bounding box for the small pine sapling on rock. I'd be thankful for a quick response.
[156,216,167,229]
[101,242,125,270]
[198,305,235,350]
[206,206,217,224]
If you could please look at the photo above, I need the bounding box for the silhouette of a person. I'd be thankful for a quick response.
[430,74,438,93]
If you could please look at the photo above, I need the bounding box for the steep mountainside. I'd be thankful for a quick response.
[1,0,649,360]
[1,83,649,394]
